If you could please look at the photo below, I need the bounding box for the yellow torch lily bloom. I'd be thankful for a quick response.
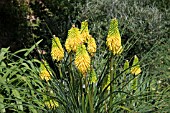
[80,20,90,42]
[90,68,97,84]
[39,61,51,81]
[87,35,96,56]
[75,44,91,76]
[65,25,83,53]
[131,66,141,75]
[131,55,142,75]
[51,36,64,61]
[106,18,122,55]
[43,92,59,109]
[45,99,59,109]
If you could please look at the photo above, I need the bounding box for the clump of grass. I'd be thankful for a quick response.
[34,19,169,112]
[1,17,169,113]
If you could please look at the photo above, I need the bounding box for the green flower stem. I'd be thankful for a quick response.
[132,75,137,93]
[44,21,53,37]
[69,52,73,84]
[131,75,138,106]
[80,77,84,113]
[88,92,94,113]
[57,63,63,78]
[86,78,94,113]
[109,54,114,113]
[109,54,117,113]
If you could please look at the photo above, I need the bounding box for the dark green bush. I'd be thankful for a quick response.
[0,0,33,51]
[74,0,169,76]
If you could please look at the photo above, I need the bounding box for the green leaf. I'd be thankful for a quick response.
[118,105,132,112]
[0,76,6,84]
[102,74,110,91]
[12,89,23,111]
[0,61,6,71]
[0,47,9,61]
[29,105,38,113]
[0,94,5,113]
[24,39,43,57]
[131,77,137,91]
[13,48,28,55]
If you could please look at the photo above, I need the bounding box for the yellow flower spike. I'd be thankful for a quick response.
[43,94,59,109]
[131,55,142,75]
[87,35,96,56]
[131,66,141,75]
[75,44,91,76]
[51,36,64,61]
[39,61,51,81]
[80,20,90,42]
[45,99,59,109]
[65,25,83,53]
[106,18,123,55]
[89,68,97,84]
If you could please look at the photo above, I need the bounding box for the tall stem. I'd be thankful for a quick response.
[109,54,114,113]
[86,78,94,113]
[57,63,63,78]
[69,52,73,85]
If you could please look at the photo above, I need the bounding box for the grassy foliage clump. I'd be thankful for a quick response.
[1,18,169,112]
[0,0,169,113]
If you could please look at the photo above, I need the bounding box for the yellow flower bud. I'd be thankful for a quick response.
[75,44,91,76]
[106,18,122,55]
[39,61,51,81]
[65,25,83,53]
[43,93,59,109]
[130,55,142,75]
[80,20,90,42]
[89,68,97,84]
[51,36,64,61]
[40,70,51,81]
[87,35,96,56]
[45,99,59,109]
[131,66,141,75]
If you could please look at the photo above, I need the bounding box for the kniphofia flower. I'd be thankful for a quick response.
[45,99,59,109]
[80,20,90,42]
[39,61,51,81]
[106,18,122,55]
[131,55,142,75]
[51,36,64,61]
[89,68,97,84]
[75,44,91,76]
[87,35,96,56]
[65,25,83,53]
[43,90,59,109]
